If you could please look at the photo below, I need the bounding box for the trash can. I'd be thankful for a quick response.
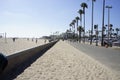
[0,53,8,74]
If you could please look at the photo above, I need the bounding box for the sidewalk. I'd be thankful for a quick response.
[15,40,120,80]
[77,41,120,50]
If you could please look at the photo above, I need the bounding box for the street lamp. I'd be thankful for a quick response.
[90,0,96,45]
[101,0,105,46]
[106,5,112,40]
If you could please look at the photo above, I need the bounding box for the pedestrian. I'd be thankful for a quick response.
[44,39,46,43]
[32,38,34,42]
[36,38,37,43]
[27,38,29,41]
[0,53,8,74]
[13,38,15,42]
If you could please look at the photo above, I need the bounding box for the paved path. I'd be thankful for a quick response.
[15,41,120,80]
[68,41,120,74]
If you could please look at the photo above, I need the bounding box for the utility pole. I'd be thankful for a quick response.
[101,0,105,46]
[90,0,95,45]
[106,5,112,40]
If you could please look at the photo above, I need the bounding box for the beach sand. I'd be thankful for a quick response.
[15,40,120,80]
[0,38,48,55]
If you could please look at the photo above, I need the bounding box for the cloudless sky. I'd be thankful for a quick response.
[0,0,120,38]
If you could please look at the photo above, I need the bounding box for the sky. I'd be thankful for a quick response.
[0,0,120,38]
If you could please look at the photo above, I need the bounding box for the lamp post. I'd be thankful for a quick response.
[90,0,96,45]
[101,0,105,46]
[106,5,112,40]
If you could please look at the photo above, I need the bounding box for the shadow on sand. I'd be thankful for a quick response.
[0,44,54,80]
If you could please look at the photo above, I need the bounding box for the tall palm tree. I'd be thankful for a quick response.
[81,2,88,43]
[73,19,76,36]
[78,9,83,26]
[71,20,76,39]
[71,21,74,31]
[78,26,84,42]
[69,23,73,33]
[69,23,72,27]
[109,24,113,38]
[78,9,83,42]
[110,24,113,30]
[90,0,96,45]
[76,16,80,41]
[115,28,119,38]
[70,22,74,39]
[75,16,79,28]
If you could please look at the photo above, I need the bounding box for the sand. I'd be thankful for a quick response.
[0,38,48,55]
[15,40,120,80]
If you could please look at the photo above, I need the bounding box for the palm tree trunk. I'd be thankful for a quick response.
[74,24,75,39]
[72,26,74,38]
[80,14,82,43]
[117,31,118,38]
[79,31,81,43]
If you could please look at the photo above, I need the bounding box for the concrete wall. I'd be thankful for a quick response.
[0,41,57,78]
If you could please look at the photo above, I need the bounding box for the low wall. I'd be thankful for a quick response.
[0,41,57,78]
[113,42,120,47]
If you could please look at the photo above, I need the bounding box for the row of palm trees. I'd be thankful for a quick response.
[115,28,120,37]
[68,0,120,45]
[104,26,120,38]
[69,2,89,43]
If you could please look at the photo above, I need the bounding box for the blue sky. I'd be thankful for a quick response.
[0,0,120,38]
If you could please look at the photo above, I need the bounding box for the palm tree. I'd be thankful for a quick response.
[109,24,113,38]
[76,16,80,41]
[78,9,83,26]
[78,26,84,42]
[69,23,72,28]
[110,24,113,30]
[90,0,96,45]
[69,23,73,33]
[114,33,117,38]
[81,2,88,43]
[73,19,76,36]
[78,9,83,42]
[69,23,74,39]
[115,28,119,38]
[75,16,79,28]
[69,23,72,27]
[71,20,76,39]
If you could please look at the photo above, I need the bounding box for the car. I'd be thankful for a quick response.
[113,40,120,47]
[103,39,112,47]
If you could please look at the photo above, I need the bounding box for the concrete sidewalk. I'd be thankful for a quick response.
[68,41,120,74]
[15,40,120,80]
